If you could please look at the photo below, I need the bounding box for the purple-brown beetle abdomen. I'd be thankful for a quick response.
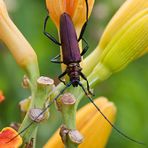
[60,13,81,64]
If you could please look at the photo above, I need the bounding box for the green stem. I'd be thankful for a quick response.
[19,63,39,145]
[60,95,78,148]
[62,104,76,130]
[25,62,40,86]
[87,63,112,87]
[19,63,52,146]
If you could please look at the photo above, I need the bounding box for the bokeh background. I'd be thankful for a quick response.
[0,0,148,147]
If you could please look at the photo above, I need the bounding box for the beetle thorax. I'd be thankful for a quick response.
[66,63,82,87]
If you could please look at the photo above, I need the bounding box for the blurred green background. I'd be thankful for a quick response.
[0,0,148,147]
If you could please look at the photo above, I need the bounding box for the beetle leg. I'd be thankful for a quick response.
[81,38,89,56]
[80,72,94,96]
[43,15,61,46]
[78,0,88,41]
[51,54,63,63]
[58,71,67,85]
[78,81,88,96]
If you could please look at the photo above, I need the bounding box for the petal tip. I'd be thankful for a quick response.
[0,127,22,147]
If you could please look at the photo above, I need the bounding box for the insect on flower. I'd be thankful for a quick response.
[42,0,145,145]
[9,0,145,146]
[43,0,92,94]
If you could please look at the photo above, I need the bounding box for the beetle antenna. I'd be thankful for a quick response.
[78,81,146,145]
[7,82,72,143]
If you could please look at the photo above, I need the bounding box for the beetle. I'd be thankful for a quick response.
[43,1,92,95]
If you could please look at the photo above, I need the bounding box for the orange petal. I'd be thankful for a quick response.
[0,127,22,148]
[46,0,94,33]
[46,0,77,28]
[79,98,116,148]
[73,0,94,32]
[44,97,116,147]
[0,91,5,103]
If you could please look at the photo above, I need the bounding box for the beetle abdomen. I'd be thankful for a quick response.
[60,13,81,64]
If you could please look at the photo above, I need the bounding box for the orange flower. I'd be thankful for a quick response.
[46,0,94,34]
[0,91,5,103]
[0,127,22,148]
[44,97,116,148]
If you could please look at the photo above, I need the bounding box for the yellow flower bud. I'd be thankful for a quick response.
[83,0,148,76]
[87,9,148,83]
[44,97,116,148]
[99,11,148,73]
[99,0,148,49]
[0,0,38,69]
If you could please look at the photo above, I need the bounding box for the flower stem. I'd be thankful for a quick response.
[18,64,54,146]
[60,93,79,148]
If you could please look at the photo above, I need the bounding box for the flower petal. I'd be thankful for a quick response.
[99,0,148,49]
[99,10,148,73]
[0,127,22,148]
[78,97,116,148]
[46,0,94,34]
[46,0,77,28]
